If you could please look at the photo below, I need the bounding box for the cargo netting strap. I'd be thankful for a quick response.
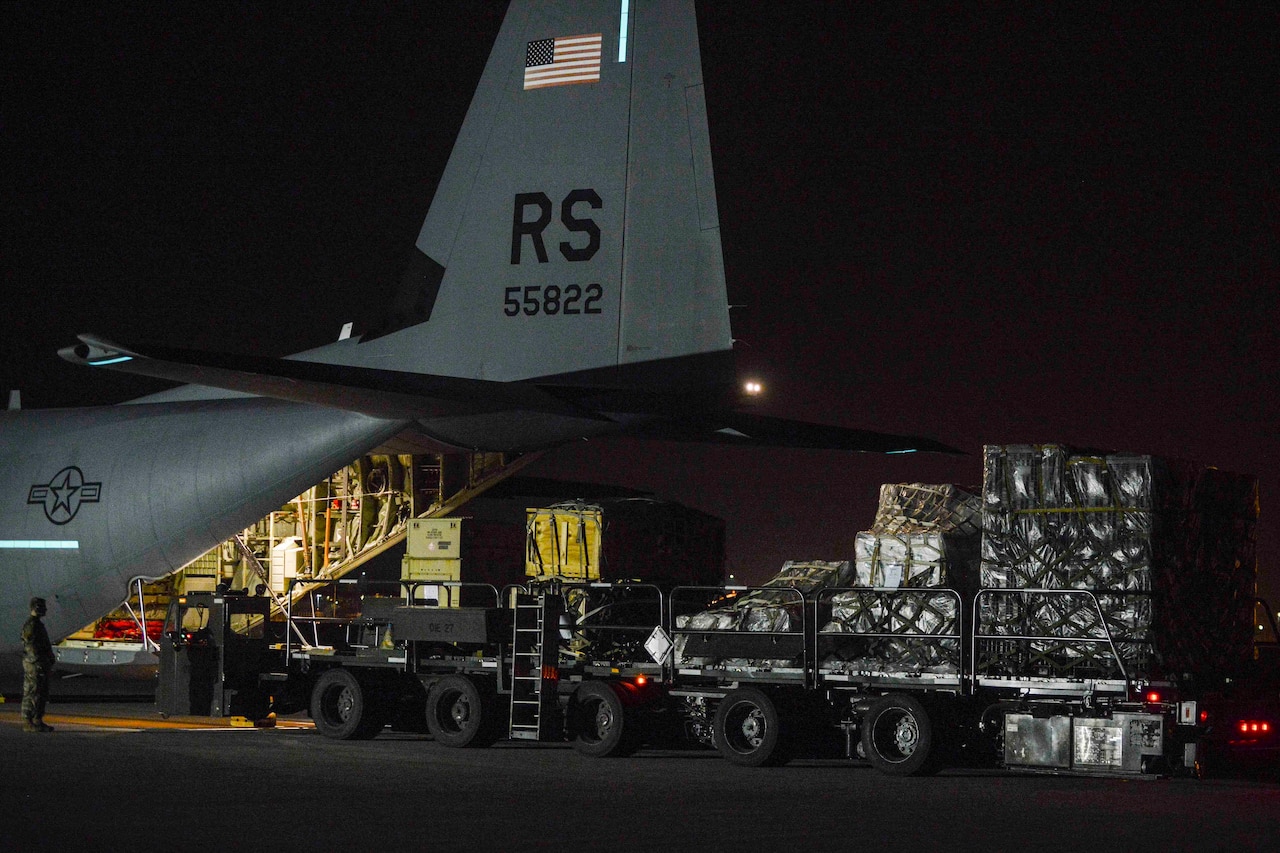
[525,517,546,574]
[749,560,853,597]
[973,589,1145,681]
[819,589,961,674]
[869,483,982,537]
[578,514,591,574]
[672,584,807,670]
[858,535,958,588]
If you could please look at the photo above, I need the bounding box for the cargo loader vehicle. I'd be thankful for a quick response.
[156,577,673,751]
[158,574,1273,780]
[159,447,1275,779]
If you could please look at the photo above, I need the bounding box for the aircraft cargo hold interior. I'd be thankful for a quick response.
[53,450,541,677]
[52,448,726,682]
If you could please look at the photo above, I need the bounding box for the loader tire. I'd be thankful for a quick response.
[426,675,499,748]
[570,681,640,757]
[311,668,386,740]
[862,694,938,776]
[713,687,788,767]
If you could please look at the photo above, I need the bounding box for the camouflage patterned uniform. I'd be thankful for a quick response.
[21,597,55,732]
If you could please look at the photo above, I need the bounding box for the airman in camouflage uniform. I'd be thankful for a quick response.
[21,596,55,732]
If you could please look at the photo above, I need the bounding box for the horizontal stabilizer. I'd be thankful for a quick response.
[58,335,958,454]
[624,410,962,455]
[58,335,607,422]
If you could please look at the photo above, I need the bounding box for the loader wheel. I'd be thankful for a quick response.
[311,669,385,740]
[426,675,498,748]
[570,682,639,757]
[862,694,937,776]
[713,687,788,767]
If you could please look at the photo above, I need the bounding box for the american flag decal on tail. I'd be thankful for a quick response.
[524,33,602,90]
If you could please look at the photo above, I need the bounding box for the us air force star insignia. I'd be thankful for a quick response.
[28,466,102,525]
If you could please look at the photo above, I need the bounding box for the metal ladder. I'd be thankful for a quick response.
[508,592,561,740]
[232,534,311,647]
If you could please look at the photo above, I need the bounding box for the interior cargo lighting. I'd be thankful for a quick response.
[0,540,79,550]
[618,0,629,62]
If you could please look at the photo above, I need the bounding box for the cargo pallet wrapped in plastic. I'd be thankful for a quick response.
[674,560,853,668]
[820,484,981,674]
[869,482,983,539]
[978,444,1257,683]
[821,532,972,674]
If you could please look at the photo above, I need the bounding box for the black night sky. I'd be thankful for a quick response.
[2,3,1276,601]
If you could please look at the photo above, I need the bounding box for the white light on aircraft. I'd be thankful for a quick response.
[886,448,918,455]
[89,355,133,366]
[619,0,629,62]
[743,380,763,396]
[0,540,79,549]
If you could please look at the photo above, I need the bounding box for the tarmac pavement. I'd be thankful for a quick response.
[2,699,1277,852]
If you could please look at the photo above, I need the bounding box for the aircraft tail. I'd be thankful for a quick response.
[308,0,730,386]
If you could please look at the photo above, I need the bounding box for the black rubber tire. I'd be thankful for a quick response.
[310,668,385,740]
[426,675,498,748]
[862,694,936,776]
[713,687,788,767]
[570,682,639,757]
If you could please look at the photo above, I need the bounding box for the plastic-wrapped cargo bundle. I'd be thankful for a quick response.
[1148,457,1259,682]
[853,531,951,588]
[820,485,981,674]
[821,530,972,673]
[978,445,1257,683]
[822,587,962,673]
[758,559,856,594]
[870,483,983,538]
[980,448,1154,591]
[675,609,744,666]
[861,485,982,591]
[674,560,852,668]
[979,446,1158,677]
[979,446,1160,676]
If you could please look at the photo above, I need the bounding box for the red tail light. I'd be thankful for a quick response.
[1238,720,1274,734]
[1145,691,1161,703]
[635,674,647,687]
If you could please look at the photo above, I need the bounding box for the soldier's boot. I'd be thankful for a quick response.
[23,719,41,733]
[37,720,55,732]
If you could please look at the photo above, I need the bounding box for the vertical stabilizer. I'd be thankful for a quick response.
[307,0,731,383]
